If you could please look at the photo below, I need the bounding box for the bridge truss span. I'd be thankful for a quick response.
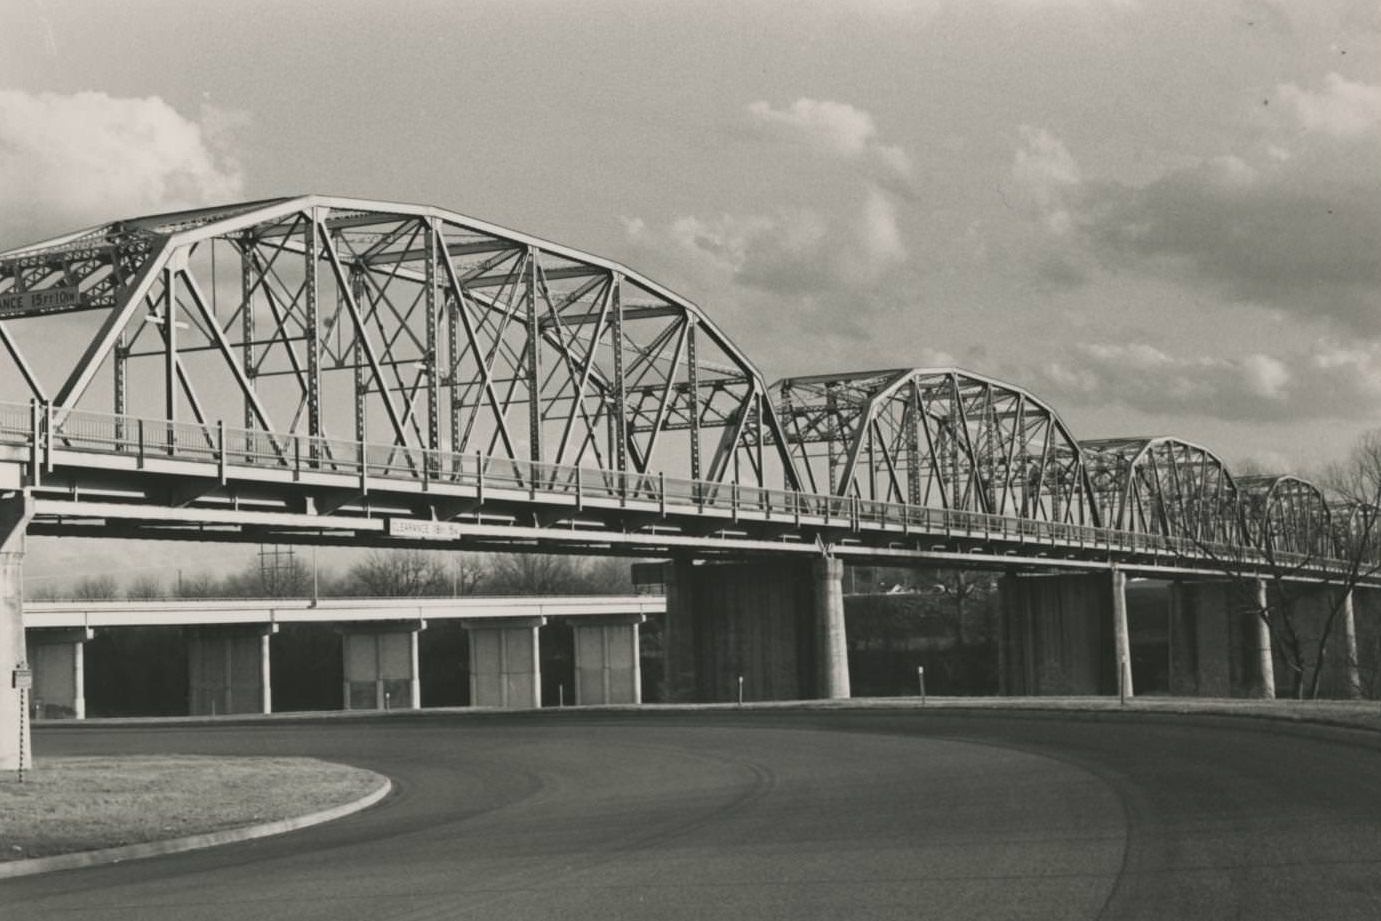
[1239,474,1334,559]
[0,195,1374,582]
[0,196,798,492]
[1082,437,1242,547]
[774,368,1098,526]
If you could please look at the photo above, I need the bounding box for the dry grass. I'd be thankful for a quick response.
[0,756,385,861]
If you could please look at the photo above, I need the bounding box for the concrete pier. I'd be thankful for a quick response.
[1343,589,1362,699]
[662,558,839,703]
[1168,581,1235,697]
[464,616,543,709]
[189,625,277,716]
[814,557,850,700]
[0,495,32,773]
[1111,568,1133,699]
[999,572,1117,695]
[27,627,93,719]
[572,614,644,705]
[1251,578,1277,700]
[342,621,424,711]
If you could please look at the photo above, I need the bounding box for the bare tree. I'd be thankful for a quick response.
[345,549,453,597]
[481,553,633,595]
[175,571,224,598]
[1198,430,1381,699]
[125,574,164,600]
[71,574,120,600]
[223,552,311,598]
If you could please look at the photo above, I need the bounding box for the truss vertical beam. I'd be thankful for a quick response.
[352,270,366,444]
[686,319,701,480]
[304,210,323,443]
[162,267,176,424]
[240,234,256,432]
[113,332,127,418]
[611,275,627,473]
[526,248,542,463]
[446,288,458,454]
[424,219,440,453]
[906,384,921,507]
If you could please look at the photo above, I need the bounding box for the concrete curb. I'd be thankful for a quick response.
[0,774,392,880]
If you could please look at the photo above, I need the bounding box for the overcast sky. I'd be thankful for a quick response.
[2,0,1379,584]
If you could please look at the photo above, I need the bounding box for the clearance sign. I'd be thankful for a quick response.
[0,285,84,316]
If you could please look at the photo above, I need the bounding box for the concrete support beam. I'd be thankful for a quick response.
[27,627,93,720]
[189,624,277,716]
[572,614,644,705]
[1112,568,1133,699]
[342,620,425,711]
[462,617,543,709]
[0,494,33,774]
[1252,578,1276,700]
[814,557,850,700]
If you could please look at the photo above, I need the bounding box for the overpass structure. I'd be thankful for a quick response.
[23,594,663,720]
[0,195,1375,768]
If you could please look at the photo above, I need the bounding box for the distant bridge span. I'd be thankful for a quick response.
[0,196,1376,765]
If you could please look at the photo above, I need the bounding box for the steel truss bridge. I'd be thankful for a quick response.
[0,195,1372,580]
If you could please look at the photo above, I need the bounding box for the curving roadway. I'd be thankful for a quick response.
[5,709,1381,920]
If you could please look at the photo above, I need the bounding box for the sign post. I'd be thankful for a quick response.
[13,665,31,783]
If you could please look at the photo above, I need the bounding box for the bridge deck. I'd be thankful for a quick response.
[0,400,1359,581]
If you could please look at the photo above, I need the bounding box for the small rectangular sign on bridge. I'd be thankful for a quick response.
[388,518,463,541]
[0,285,84,317]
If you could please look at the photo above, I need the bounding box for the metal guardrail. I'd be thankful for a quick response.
[0,400,1353,573]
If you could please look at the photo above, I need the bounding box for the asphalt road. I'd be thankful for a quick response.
[5,708,1381,920]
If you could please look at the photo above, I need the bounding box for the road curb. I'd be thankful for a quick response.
[0,774,392,880]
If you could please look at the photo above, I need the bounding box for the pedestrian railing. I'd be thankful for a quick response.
[0,399,1352,574]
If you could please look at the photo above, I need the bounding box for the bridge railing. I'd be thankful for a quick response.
[0,400,1354,573]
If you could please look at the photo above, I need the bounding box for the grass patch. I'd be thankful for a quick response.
[0,756,385,861]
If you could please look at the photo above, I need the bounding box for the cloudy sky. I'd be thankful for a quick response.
[1,0,1379,582]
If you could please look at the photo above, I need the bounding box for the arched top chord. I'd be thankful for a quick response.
[1081,436,1241,544]
[775,367,1098,525]
[1239,474,1333,558]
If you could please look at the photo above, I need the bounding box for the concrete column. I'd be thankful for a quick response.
[814,557,850,700]
[0,494,33,774]
[342,621,425,711]
[1342,589,1362,700]
[74,637,86,719]
[259,631,272,715]
[463,617,543,709]
[409,628,422,709]
[1111,568,1133,699]
[1252,578,1276,700]
[572,614,645,705]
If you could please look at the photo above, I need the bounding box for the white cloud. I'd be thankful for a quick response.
[748,98,877,157]
[1013,114,1381,331]
[1279,72,1381,138]
[0,89,245,248]
[628,189,907,300]
[1011,126,1081,233]
[746,97,912,184]
[1035,341,1381,422]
